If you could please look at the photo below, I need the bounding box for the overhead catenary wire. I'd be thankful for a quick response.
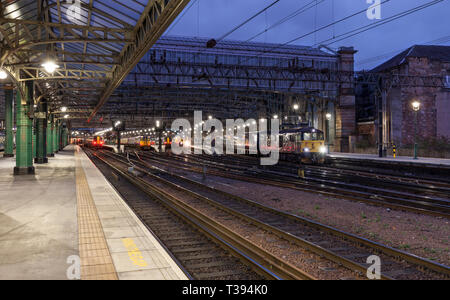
[216,0,282,42]
[245,0,441,70]
[172,0,283,65]
[246,0,325,42]
[236,0,390,66]
[165,0,199,36]
[314,0,444,47]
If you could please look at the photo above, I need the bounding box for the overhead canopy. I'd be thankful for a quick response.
[0,0,190,122]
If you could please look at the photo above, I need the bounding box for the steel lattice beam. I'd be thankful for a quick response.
[88,0,191,122]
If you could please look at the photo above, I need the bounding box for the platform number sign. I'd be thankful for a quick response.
[67,255,81,280]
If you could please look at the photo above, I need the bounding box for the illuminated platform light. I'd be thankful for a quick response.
[42,61,59,73]
[61,106,68,112]
[0,69,8,79]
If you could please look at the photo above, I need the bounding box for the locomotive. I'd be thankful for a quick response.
[121,133,175,152]
[279,127,327,164]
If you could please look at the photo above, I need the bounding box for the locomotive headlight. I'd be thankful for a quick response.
[320,146,327,154]
[303,148,310,153]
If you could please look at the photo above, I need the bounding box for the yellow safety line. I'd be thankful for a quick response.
[75,149,118,280]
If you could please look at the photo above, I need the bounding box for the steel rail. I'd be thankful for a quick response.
[89,149,315,280]
[137,152,450,218]
[130,151,450,278]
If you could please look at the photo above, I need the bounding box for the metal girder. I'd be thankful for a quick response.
[0,0,191,121]
[18,67,110,81]
[0,18,132,52]
[88,0,191,122]
[129,60,446,92]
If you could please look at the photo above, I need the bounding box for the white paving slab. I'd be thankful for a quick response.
[78,149,188,280]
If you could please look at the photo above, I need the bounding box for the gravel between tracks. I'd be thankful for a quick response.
[142,172,365,280]
[151,161,450,267]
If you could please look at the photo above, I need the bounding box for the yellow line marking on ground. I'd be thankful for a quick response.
[122,238,149,267]
[75,148,118,280]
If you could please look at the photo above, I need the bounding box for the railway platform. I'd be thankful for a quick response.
[328,152,450,167]
[0,145,188,280]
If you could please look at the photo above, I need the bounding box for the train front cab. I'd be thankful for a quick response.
[92,136,105,148]
[280,127,327,164]
[300,129,327,164]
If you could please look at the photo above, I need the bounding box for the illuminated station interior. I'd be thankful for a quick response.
[0,0,449,281]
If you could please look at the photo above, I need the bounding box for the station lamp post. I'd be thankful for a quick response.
[293,104,300,125]
[326,113,332,152]
[412,101,421,160]
[156,120,163,153]
[113,121,125,153]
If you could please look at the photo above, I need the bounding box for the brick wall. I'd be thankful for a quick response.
[335,47,357,152]
[398,57,448,145]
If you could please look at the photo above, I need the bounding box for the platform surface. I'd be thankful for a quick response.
[329,152,450,167]
[0,145,188,280]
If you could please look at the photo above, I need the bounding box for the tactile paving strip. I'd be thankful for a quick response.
[75,151,118,280]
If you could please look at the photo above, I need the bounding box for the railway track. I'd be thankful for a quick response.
[95,149,449,280]
[85,148,315,280]
[139,151,450,218]
[326,156,450,185]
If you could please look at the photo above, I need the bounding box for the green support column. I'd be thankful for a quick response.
[47,115,55,157]
[35,99,48,164]
[62,128,67,148]
[56,122,61,151]
[14,83,35,175]
[53,120,58,154]
[32,122,36,159]
[4,88,14,157]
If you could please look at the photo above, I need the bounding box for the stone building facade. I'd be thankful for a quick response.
[360,45,450,148]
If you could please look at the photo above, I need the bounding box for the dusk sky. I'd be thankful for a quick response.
[163,0,450,70]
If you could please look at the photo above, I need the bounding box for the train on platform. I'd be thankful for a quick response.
[86,136,105,149]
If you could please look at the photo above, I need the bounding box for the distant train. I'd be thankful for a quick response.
[86,136,105,148]
[121,133,175,152]
[278,127,327,164]
[117,126,327,164]
[249,126,326,164]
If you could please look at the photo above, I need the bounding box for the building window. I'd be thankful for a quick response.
[445,75,450,89]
